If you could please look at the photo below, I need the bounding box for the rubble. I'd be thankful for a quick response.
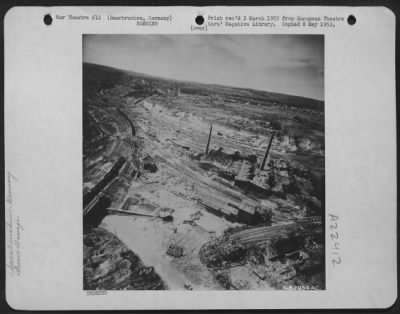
[166,244,184,258]
[83,227,166,290]
[143,155,158,172]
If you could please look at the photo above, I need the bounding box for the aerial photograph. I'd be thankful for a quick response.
[83,34,325,291]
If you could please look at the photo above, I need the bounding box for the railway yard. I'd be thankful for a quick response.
[83,63,325,291]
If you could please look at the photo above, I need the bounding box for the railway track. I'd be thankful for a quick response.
[199,220,322,265]
[230,223,296,240]
[117,108,136,136]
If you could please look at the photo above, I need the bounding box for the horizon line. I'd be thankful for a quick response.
[83,61,324,103]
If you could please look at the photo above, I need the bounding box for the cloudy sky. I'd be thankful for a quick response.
[83,35,324,100]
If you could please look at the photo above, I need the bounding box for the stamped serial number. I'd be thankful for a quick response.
[283,285,319,291]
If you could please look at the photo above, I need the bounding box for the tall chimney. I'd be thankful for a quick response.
[205,124,213,154]
[260,131,276,170]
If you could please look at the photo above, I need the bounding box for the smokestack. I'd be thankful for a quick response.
[260,131,276,170]
[205,124,213,154]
